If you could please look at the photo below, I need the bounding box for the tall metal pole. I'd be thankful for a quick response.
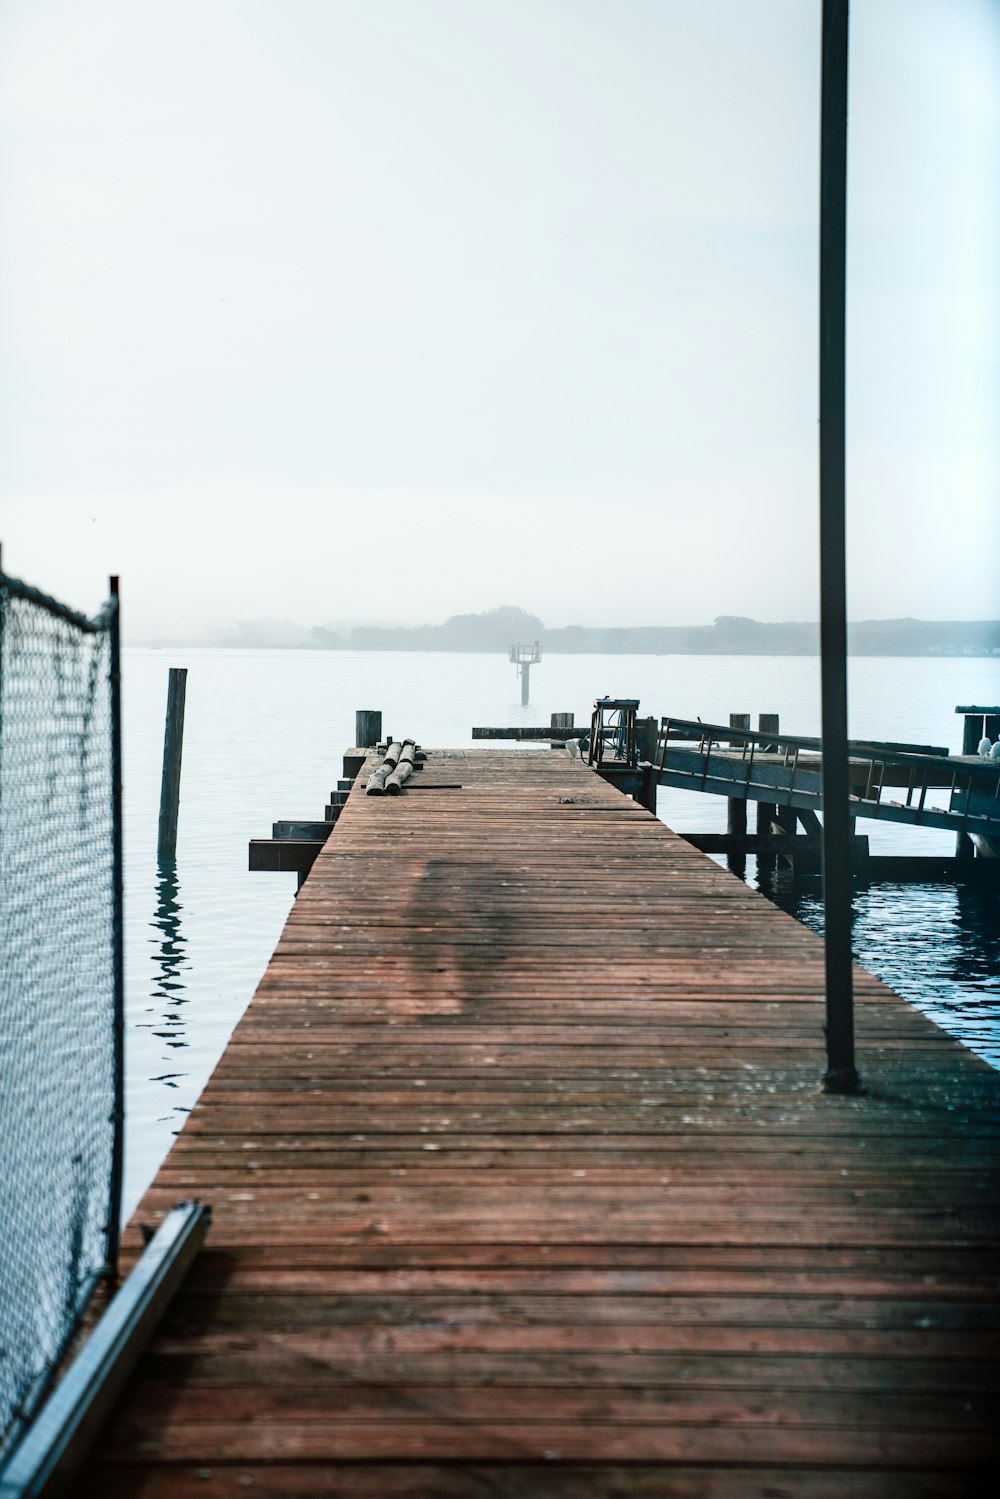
[107,576,126,1276]
[819,0,858,1093]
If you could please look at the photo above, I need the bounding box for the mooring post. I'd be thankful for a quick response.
[961,713,982,757]
[775,805,799,873]
[748,716,778,872]
[550,711,574,749]
[157,667,187,864]
[520,664,530,707]
[957,708,997,857]
[959,714,983,856]
[818,0,858,1093]
[726,713,750,873]
[635,716,658,764]
[955,716,977,853]
[355,709,382,749]
[755,803,775,870]
[758,713,779,751]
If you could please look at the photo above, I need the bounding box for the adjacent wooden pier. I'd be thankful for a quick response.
[80,747,1000,1496]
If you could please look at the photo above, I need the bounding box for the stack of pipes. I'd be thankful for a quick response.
[366,739,418,796]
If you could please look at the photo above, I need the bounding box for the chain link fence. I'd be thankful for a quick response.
[0,571,122,1461]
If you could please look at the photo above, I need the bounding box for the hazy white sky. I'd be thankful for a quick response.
[1,0,997,639]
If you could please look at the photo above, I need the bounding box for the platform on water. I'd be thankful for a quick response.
[81,746,1000,1496]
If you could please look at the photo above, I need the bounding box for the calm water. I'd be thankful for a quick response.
[120,648,1000,1216]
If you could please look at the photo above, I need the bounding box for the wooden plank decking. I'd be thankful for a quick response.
[80,748,1000,1496]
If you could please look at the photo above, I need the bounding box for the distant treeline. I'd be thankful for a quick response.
[307,606,1000,657]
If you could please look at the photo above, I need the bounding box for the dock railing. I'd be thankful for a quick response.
[0,568,123,1462]
[653,716,1000,840]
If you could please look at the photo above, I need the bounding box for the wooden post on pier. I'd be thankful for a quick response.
[355,709,382,749]
[956,821,976,863]
[726,713,749,874]
[774,805,799,873]
[758,712,780,750]
[755,715,780,873]
[755,802,776,870]
[961,716,983,857]
[961,714,982,757]
[157,668,187,863]
[550,712,574,749]
[956,707,999,858]
[635,716,658,764]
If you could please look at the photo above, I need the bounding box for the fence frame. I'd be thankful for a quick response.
[0,566,124,1457]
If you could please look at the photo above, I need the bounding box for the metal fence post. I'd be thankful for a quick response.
[107,577,125,1277]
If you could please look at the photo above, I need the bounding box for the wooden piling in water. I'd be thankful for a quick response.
[355,709,382,749]
[549,711,574,750]
[758,712,780,750]
[755,801,777,870]
[956,709,998,857]
[636,715,658,764]
[754,716,780,873]
[156,667,187,863]
[961,714,982,756]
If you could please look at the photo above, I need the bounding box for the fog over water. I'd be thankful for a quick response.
[2,1,998,637]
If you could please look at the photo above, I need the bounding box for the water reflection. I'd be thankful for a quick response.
[758,865,1000,1069]
[149,859,190,1061]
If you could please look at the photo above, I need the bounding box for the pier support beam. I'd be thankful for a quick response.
[755,718,780,874]
[956,828,975,861]
[756,802,777,872]
[775,805,799,871]
[957,710,997,856]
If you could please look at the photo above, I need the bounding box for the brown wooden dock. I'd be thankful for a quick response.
[80,747,1000,1496]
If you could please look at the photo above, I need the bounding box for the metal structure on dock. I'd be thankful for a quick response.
[473,702,1000,876]
[652,714,1000,865]
[586,696,640,770]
